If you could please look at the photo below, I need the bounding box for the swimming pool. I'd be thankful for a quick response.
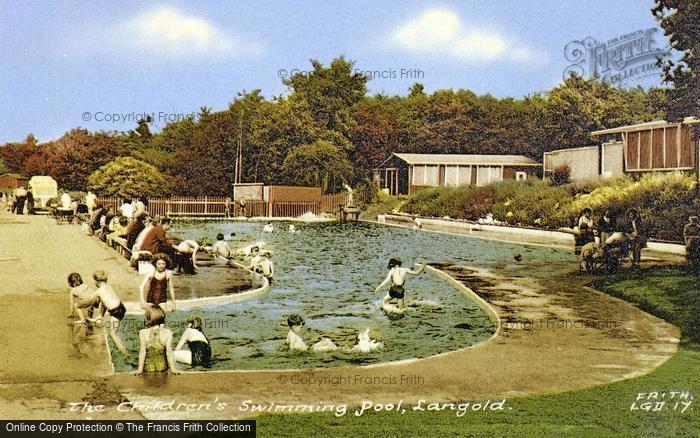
[110,221,575,371]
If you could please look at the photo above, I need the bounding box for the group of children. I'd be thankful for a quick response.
[68,254,212,375]
[70,215,427,370]
[283,256,427,353]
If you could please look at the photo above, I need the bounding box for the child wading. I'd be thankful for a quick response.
[375,257,426,309]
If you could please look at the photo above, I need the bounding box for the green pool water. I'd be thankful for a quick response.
[110,221,575,371]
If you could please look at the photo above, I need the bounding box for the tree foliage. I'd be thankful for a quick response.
[281,140,353,192]
[653,0,700,122]
[87,156,170,198]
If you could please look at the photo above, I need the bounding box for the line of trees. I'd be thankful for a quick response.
[0,61,668,197]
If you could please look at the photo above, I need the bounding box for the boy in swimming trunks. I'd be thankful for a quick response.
[175,240,200,274]
[89,270,128,355]
[67,272,98,324]
[375,257,426,309]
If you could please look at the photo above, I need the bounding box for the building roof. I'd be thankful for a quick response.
[591,118,699,136]
[392,153,540,166]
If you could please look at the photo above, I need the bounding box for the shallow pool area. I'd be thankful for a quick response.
[111,221,577,371]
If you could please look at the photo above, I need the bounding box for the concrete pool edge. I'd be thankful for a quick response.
[375,214,688,256]
[122,266,271,315]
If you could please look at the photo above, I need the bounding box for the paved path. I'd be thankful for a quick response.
[0,210,680,420]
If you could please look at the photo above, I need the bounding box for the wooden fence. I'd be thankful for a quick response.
[96,190,365,218]
[320,192,348,214]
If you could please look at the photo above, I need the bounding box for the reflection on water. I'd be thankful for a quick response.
[111,221,575,371]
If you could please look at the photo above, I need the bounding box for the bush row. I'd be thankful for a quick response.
[399,173,699,242]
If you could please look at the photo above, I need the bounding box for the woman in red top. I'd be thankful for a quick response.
[140,254,176,312]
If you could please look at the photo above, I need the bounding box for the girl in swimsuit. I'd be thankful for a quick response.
[132,305,180,375]
[174,315,212,367]
[140,254,176,312]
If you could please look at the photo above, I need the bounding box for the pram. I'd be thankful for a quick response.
[579,239,633,273]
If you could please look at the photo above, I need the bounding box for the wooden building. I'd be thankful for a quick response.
[591,119,699,178]
[374,153,541,195]
[0,173,28,195]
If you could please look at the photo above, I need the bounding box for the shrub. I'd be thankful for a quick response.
[490,179,574,227]
[551,164,571,186]
[87,156,170,199]
[460,186,495,220]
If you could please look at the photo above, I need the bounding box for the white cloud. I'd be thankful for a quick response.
[105,6,262,59]
[390,8,542,63]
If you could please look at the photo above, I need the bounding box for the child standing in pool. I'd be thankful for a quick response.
[375,257,426,309]
[67,272,98,323]
[140,254,176,312]
[89,270,128,355]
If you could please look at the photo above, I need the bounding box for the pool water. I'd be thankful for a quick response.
[111,221,576,371]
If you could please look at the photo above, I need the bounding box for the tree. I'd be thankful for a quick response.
[281,140,354,192]
[0,134,38,174]
[652,0,700,122]
[350,100,399,176]
[49,129,126,190]
[170,110,238,196]
[246,98,324,185]
[284,57,367,135]
[87,156,170,198]
[0,156,6,174]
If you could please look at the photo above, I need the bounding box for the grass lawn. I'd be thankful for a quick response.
[254,267,700,437]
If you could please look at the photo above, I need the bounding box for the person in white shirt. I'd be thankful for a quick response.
[85,191,97,214]
[61,192,72,209]
[119,201,134,220]
[211,233,231,259]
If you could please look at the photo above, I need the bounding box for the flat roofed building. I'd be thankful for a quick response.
[591,119,699,177]
[374,153,541,195]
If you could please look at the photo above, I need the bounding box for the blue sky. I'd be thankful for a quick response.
[0,0,666,143]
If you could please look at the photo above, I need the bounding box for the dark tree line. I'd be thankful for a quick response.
[0,55,679,196]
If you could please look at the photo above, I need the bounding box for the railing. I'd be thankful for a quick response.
[97,197,122,212]
[96,191,369,218]
[238,200,268,217]
[272,202,319,217]
[320,192,348,213]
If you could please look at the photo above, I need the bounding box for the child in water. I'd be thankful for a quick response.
[174,315,212,368]
[285,314,337,353]
[286,314,308,352]
[67,272,98,323]
[375,257,426,309]
[89,270,128,355]
[211,233,231,259]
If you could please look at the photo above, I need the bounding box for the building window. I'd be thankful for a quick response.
[424,165,439,185]
[476,166,503,186]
